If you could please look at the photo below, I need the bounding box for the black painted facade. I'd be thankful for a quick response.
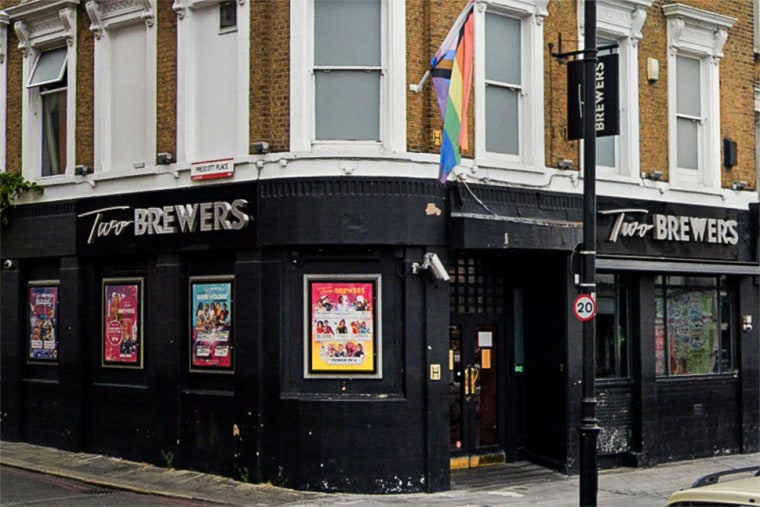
[1,178,758,494]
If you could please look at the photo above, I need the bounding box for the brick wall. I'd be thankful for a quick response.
[156,1,177,159]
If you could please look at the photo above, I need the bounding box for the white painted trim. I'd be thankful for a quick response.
[473,0,547,176]
[289,0,405,156]
[176,0,250,163]
[664,4,734,191]
[0,14,7,171]
[578,0,652,182]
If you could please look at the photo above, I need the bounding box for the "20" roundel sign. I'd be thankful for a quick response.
[573,294,597,322]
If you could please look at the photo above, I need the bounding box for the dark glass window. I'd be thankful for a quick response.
[219,1,237,31]
[596,273,630,379]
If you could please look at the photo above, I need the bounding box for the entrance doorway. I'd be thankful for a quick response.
[449,317,503,468]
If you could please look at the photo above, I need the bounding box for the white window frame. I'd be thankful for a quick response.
[754,0,759,55]
[474,0,547,173]
[290,0,406,156]
[87,0,157,174]
[579,0,652,182]
[755,82,759,188]
[8,0,79,182]
[174,0,250,165]
[663,3,734,191]
[0,12,8,171]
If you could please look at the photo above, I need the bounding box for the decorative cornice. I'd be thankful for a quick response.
[173,0,246,20]
[663,3,735,61]
[7,0,80,54]
[84,0,153,38]
[0,12,7,64]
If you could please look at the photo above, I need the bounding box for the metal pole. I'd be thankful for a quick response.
[579,1,600,506]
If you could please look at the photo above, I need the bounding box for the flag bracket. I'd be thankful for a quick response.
[409,70,431,93]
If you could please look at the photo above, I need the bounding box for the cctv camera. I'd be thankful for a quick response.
[156,152,173,165]
[2,259,14,269]
[424,252,450,282]
[75,164,90,176]
[251,141,269,154]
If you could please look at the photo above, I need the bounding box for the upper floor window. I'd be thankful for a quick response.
[28,48,68,177]
[175,0,248,164]
[663,4,735,190]
[290,0,406,155]
[655,275,735,377]
[8,0,78,180]
[87,0,156,173]
[474,0,547,171]
[592,0,652,180]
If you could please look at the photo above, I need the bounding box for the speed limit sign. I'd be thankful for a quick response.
[573,294,597,322]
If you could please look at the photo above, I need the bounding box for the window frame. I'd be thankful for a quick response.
[290,0,406,156]
[582,0,652,182]
[663,4,735,191]
[473,0,546,173]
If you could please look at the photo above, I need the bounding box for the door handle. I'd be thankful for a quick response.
[464,366,480,396]
[469,366,480,396]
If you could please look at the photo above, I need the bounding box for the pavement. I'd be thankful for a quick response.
[1,440,758,506]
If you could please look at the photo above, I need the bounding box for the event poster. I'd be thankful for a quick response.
[28,284,59,362]
[307,278,379,375]
[190,279,233,371]
[103,280,142,367]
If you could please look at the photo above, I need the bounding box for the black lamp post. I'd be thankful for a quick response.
[579,1,601,506]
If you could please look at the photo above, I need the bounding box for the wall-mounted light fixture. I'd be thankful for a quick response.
[156,152,174,165]
[251,141,269,154]
[731,181,748,191]
[75,164,91,176]
[647,57,659,82]
[2,259,15,270]
[411,252,450,281]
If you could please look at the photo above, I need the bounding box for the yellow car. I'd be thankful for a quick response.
[666,466,760,506]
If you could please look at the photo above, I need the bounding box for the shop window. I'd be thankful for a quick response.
[27,48,68,177]
[596,273,630,379]
[655,275,734,377]
[663,4,735,190]
[474,0,546,171]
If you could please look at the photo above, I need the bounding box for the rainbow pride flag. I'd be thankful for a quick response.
[431,0,475,182]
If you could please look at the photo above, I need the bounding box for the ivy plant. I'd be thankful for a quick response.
[0,172,43,226]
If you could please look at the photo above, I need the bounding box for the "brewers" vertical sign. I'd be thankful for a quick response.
[567,52,619,140]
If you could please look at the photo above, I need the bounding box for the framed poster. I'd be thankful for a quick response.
[304,274,381,378]
[102,278,144,368]
[189,276,234,372]
[28,281,60,363]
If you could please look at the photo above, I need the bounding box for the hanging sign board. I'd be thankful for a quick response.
[567,52,619,140]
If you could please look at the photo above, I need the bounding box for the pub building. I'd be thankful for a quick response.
[1,0,758,497]
[2,178,757,493]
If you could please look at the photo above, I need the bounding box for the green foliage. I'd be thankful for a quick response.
[0,172,43,226]
[160,449,175,469]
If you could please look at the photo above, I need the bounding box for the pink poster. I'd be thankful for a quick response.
[103,281,142,366]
